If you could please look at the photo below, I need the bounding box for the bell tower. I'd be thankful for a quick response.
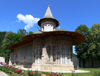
[38,5,59,32]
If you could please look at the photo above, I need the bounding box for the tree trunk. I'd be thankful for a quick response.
[92,59,94,68]
[82,59,85,68]
[79,59,81,67]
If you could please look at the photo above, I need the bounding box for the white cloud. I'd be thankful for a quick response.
[17,14,40,31]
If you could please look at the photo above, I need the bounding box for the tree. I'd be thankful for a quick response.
[1,32,14,62]
[88,23,100,67]
[75,25,90,68]
[17,29,28,37]
[12,33,22,43]
[29,31,34,35]
[2,32,14,47]
[0,31,6,49]
[73,53,76,57]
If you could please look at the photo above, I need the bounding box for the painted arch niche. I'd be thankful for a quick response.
[47,41,71,64]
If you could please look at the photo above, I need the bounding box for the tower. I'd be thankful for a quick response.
[38,5,59,32]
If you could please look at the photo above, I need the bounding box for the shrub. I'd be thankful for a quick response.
[92,69,100,76]
[17,69,22,74]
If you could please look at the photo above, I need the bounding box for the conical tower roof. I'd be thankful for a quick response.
[44,5,54,18]
[38,5,59,27]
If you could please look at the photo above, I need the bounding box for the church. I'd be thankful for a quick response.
[6,6,85,71]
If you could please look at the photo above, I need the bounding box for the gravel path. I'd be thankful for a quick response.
[0,71,8,76]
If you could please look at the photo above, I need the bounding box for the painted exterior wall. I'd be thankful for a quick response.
[9,35,74,71]
[10,42,33,64]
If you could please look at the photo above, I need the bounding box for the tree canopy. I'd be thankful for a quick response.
[89,24,100,59]
[0,31,6,49]
[75,24,100,67]
[75,25,90,67]
[17,29,28,37]
[0,29,34,62]
[29,31,34,35]
[1,32,14,61]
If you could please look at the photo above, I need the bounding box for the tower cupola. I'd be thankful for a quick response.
[38,5,59,32]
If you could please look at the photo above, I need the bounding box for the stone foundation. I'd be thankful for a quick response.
[15,64,74,71]
[42,64,74,71]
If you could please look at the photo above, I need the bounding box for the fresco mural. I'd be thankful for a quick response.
[46,41,71,64]
[10,43,33,64]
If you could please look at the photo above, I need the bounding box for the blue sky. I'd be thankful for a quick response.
[0,0,100,54]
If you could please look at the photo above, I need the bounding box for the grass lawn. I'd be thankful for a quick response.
[63,68,100,76]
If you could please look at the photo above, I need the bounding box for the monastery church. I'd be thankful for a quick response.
[6,6,85,71]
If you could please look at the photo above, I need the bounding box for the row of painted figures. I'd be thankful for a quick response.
[10,44,71,64]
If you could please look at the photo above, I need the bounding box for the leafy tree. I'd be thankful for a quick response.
[2,32,14,47]
[73,53,76,57]
[29,31,34,35]
[0,31,6,49]
[75,25,90,68]
[1,32,14,62]
[17,29,28,37]
[12,33,22,43]
[88,23,100,67]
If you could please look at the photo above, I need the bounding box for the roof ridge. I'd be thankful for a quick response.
[56,27,66,31]
[34,30,42,34]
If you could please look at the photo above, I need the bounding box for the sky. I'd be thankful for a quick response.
[0,0,100,54]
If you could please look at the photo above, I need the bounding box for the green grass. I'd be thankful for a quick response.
[63,68,100,76]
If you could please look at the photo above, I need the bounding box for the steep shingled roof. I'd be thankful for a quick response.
[56,27,66,31]
[43,5,54,18]
[34,30,42,34]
